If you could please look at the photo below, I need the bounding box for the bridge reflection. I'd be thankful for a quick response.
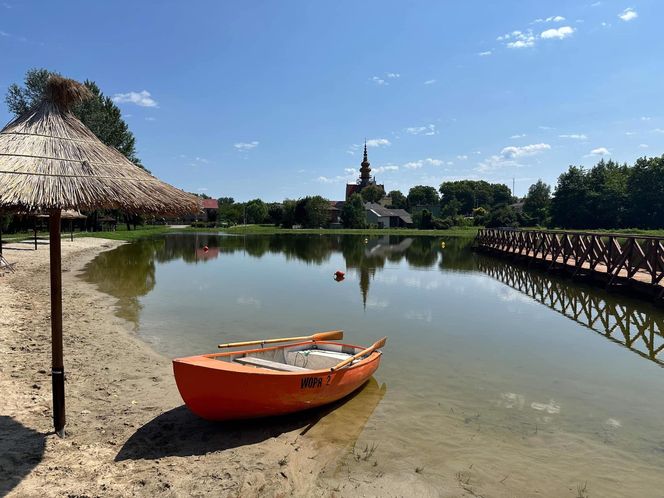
[476,256,664,367]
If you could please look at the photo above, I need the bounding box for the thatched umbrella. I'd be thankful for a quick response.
[0,76,199,437]
[36,210,88,242]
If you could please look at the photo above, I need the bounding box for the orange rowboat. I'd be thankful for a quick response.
[172,334,385,421]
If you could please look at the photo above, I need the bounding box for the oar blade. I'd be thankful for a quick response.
[312,330,344,341]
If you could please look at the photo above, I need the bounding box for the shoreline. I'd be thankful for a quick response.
[0,237,379,497]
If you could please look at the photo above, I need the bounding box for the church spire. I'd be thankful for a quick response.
[360,139,371,183]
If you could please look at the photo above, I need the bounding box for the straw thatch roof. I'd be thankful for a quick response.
[0,76,200,215]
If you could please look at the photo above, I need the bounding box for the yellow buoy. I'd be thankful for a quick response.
[441,241,446,249]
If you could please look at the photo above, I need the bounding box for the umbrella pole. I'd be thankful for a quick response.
[49,209,66,437]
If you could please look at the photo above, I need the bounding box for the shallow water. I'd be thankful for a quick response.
[84,233,664,495]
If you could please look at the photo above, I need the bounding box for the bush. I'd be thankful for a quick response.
[432,217,453,229]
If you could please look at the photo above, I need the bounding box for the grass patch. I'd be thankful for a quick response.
[215,224,480,237]
[76,226,172,241]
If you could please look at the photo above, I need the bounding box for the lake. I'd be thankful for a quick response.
[83,233,664,496]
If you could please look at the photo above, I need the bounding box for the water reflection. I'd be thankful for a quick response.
[477,257,664,366]
[83,233,664,367]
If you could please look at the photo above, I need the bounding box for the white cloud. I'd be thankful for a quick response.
[405,124,438,136]
[112,90,158,107]
[478,50,492,56]
[541,26,575,39]
[625,131,636,136]
[559,133,588,140]
[316,175,353,184]
[653,128,664,134]
[534,15,566,23]
[234,141,259,151]
[0,30,9,37]
[456,155,468,160]
[639,144,649,148]
[477,143,551,173]
[499,29,536,49]
[373,165,399,173]
[366,138,391,147]
[641,116,652,121]
[510,134,526,139]
[590,147,610,156]
[403,158,444,170]
[501,143,551,158]
[371,76,387,86]
[386,72,400,79]
[144,116,156,121]
[424,79,437,85]
[618,8,637,22]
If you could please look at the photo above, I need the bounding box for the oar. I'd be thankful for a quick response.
[330,337,387,371]
[218,330,343,349]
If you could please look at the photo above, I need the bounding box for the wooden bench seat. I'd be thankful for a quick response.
[234,356,309,372]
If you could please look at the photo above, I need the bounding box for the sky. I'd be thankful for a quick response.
[1,1,663,201]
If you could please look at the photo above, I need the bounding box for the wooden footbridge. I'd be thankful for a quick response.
[474,228,664,304]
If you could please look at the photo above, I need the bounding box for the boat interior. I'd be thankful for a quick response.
[216,342,363,372]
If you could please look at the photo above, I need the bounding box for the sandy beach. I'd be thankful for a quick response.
[0,238,404,498]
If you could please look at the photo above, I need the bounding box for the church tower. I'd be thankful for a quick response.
[345,139,385,200]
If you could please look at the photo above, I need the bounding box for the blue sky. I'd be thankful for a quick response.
[1,1,662,201]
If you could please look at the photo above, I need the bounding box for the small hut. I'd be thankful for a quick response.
[0,76,199,436]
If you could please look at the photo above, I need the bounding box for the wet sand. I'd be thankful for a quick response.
[0,238,410,497]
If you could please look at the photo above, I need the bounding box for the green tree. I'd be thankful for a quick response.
[341,194,367,228]
[586,160,629,228]
[6,68,143,167]
[360,184,386,203]
[550,166,592,228]
[441,197,462,217]
[407,185,439,208]
[439,180,512,214]
[627,156,664,228]
[245,199,268,224]
[523,180,551,226]
[386,190,407,209]
[281,200,297,228]
[267,203,284,226]
[413,209,433,229]
[303,195,330,228]
[486,206,518,228]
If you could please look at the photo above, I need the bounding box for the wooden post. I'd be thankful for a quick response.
[34,219,38,250]
[49,209,65,437]
[70,220,73,242]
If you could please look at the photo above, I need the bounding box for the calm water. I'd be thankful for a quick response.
[84,234,664,495]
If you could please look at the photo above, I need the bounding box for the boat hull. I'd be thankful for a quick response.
[172,341,382,421]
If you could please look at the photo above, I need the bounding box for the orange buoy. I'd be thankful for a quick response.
[203,245,209,252]
[334,270,345,279]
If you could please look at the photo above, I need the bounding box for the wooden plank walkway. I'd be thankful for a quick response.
[474,228,664,304]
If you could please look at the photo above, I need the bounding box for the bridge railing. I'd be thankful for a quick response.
[475,228,664,287]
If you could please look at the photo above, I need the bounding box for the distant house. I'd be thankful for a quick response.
[364,202,413,228]
[201,199,219,221]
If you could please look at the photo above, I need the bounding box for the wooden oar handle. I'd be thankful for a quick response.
[218,330,343,349]
[330,337,387,371]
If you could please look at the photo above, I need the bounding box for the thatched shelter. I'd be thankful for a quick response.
[0,76,199,436]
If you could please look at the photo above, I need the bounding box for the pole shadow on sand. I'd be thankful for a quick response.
[115,378,386,461]
[0,416,46,496]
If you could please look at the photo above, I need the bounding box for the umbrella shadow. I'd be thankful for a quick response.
[0,416,46,496]
[115,378,385,461]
